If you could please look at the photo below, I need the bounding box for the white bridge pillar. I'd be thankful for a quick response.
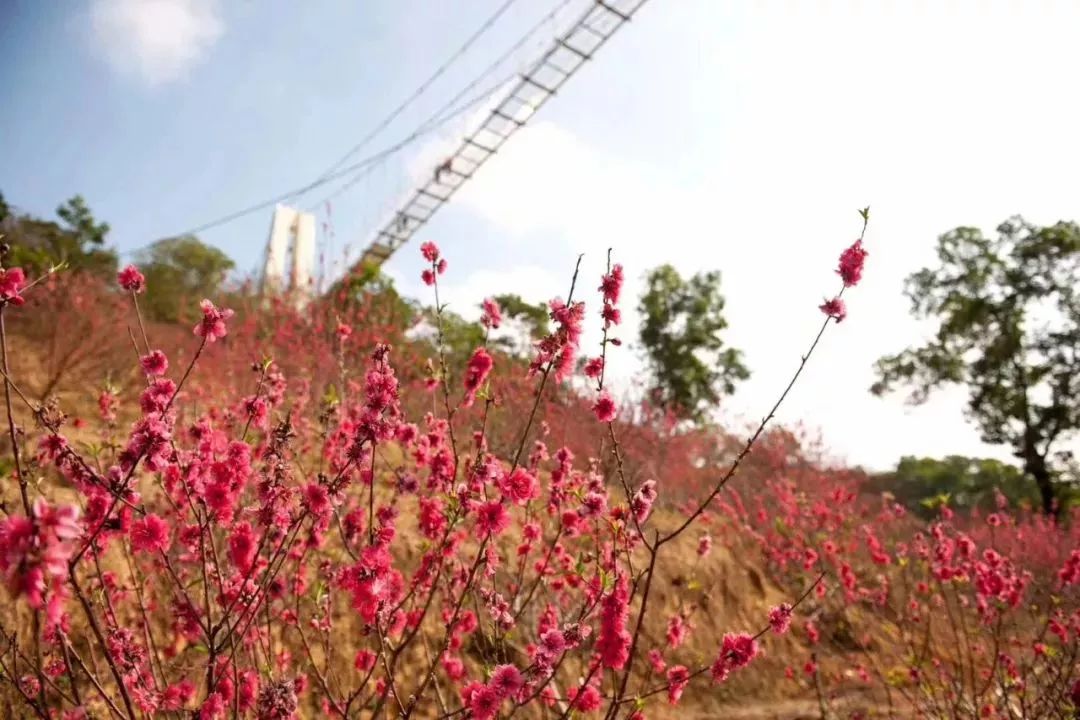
[262,204,316,308]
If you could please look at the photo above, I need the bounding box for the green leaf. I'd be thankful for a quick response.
[323,383,340,406]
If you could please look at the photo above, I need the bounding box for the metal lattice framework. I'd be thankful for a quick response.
[350,0,649,271]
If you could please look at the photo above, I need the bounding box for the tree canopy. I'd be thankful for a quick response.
[872,217,1079,515]
[489,293,549,358]
[134,235,235,322]
[0,192,117,278]
[638,264,748,422]
[866,455,1049,518]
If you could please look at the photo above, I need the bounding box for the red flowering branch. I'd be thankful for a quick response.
[11,206,1069,720]
[511,254,584,471]
[597,212,869,719]
[420,242,461,475]
[0,288,30,515]
[613,572,824,709]
[0,260,50,714]
[400,253,586,719]
[661,208,870,545]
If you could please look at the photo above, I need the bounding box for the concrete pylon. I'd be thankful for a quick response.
[262,204,316,308]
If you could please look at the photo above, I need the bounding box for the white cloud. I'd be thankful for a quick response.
[430,87,1079,472]
[89,0,224,87]
[388,1,1080,471]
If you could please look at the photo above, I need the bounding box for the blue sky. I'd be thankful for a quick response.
[0,1,592,271]
[3,0,1080,471]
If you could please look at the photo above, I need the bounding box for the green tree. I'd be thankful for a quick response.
[333,261,417,330]
[490,293,549,358]
[135,235,235,322]
[338,260,386,297]
[1,192,117,277]
[638,264,749,422]
[432,310,486,369]
[867,455,1045,519]
[872,217,1080,515]
[415,295,547,378]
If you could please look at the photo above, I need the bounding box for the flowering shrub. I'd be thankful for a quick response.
[4,271,132,402]
[1,209,1071,719]
[729,456,1080,717]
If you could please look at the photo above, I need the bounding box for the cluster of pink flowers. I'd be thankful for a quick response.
[820,236,868,321]
[589,262,625,423]
[140,349,169,376]
[630,478,658,523]
[194,298,234,342]
[1059,549,1080,586]
[462,346,494,407]
[0,266,27,305]
[710,632,760,682]
[666,613,689,648]
[356,343,403,442]
[838,239,868,287]
[592,391,617,423]
[129,513,170,554]
[818,296,846,322]
[419,241,447,285]
[117,264,146,293]
[0,499,81,625]
[480,296,502,329]
[497,467,539,505]
[463,664,523,720]
[768,603,792,634]
[583,356,604,379]
[599,262,623,328]
[531,296,585,381]
[666,665,691,705]
[596,574,632,669]
[475,500,510,536]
